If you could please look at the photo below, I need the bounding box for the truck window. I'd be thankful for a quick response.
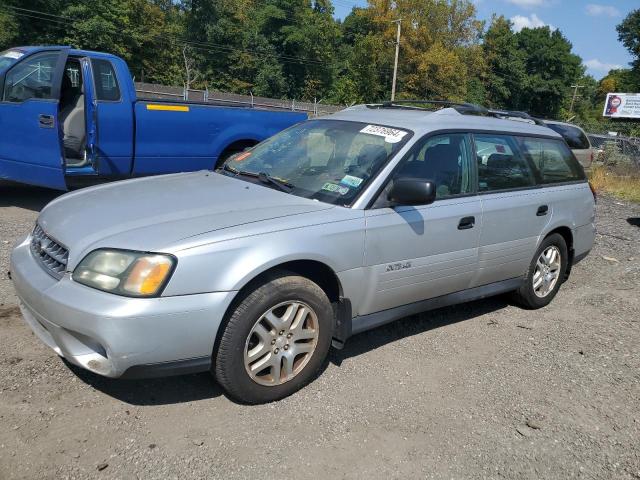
[91,59,120,101]
[3,51,60,102]
[518,137,585,184]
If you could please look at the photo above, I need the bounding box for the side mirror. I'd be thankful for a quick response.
[388,178,436,206]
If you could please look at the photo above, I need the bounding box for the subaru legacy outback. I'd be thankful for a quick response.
[11,101,596,403]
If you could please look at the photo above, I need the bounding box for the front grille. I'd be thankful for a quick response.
[30,224,69,279]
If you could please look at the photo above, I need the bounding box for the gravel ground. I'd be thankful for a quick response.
[0,181,639,480]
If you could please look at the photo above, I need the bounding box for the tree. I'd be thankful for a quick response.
[482,15,525,109]
[617,9,640,69]
[616,8,640,90]
[513,27,584,118]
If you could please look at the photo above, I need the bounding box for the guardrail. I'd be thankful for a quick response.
[134,82,342,116]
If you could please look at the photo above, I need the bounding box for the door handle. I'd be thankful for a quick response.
[536,205,549,216]
[458,216,475,230]
[38,114,54,129]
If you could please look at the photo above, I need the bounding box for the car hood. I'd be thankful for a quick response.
[38,171,335,267]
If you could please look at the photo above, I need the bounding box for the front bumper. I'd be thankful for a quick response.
[10,236,237,378]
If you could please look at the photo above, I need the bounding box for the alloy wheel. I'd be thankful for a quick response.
[244,301,319,386]
[533,245,561,298]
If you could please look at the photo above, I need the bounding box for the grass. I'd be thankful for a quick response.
[589,165,640,203]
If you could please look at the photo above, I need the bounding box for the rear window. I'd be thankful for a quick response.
[474,134,536,191]
[91,59,120,101]
[545,123,590,150]
[518,137,586,184]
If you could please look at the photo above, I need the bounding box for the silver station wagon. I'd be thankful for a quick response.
[11,101,596,403]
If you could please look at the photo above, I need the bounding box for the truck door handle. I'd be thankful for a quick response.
[38,114,54,129]
[536,205,549,216]
[458,216,475,230]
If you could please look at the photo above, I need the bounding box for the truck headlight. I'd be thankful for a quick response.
[72,249,176,297]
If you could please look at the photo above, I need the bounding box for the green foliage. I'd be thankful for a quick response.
[617,8,640,71]
[0,0,636,126]
[483,18,584,118]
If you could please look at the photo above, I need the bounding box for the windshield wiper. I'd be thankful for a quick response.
[220,163,293,193]
[256,172,294,193]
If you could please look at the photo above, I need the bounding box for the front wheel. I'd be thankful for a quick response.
[214,272,333,404]
[512,233,568,309]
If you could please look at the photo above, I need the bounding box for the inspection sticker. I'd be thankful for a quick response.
[340,175,363,188]
[321,182,350,195]
[360,124,408,143]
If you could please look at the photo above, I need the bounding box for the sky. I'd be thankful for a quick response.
[332,0,636,79]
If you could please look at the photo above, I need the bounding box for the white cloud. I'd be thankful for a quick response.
[584,59,623,72]
[506,0,548,7]
[510,14,555,32]
[585,4,620,17]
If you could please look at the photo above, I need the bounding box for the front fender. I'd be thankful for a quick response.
[162,214,366,297]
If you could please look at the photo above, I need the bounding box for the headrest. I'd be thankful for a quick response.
[486,153,513,168]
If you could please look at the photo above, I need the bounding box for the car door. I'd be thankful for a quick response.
[87,57,134,176]
[0,49,69,189]
[471,133,550,288]
[360,133,481,316]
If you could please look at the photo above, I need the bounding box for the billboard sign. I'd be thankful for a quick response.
[603,93,640,119]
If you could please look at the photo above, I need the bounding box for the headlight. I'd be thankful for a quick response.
[72,249,176,297]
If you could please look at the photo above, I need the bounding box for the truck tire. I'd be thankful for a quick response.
[512,233,568,309]
[214,272,333,404]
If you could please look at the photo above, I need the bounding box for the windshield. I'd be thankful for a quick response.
[220,119,412,206]
[0,49,25,71]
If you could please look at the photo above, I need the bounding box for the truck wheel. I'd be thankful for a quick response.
[512,233,568,309]
[214,272,333,404]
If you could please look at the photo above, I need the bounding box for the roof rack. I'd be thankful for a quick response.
[369,99,546,126]
[374,99,488,115]
[484,109,546,126]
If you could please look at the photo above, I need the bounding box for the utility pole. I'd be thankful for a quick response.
[391,19,401,101]
[569,84,584,115]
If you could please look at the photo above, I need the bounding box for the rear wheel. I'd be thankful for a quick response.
[512,233,568,309]
[215,141,257,169]
[214,272,333,404]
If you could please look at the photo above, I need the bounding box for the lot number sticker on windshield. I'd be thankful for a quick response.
[322,182,350,195]
[360,125,408,143]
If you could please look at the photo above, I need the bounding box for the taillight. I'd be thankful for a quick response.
[588,181,597,203]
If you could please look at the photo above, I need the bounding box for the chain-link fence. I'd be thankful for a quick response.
[587,133,640,168]
[134,82,343,117]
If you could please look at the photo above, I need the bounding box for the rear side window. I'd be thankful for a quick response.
[474,134,535,192]
[3,51,60,102]
[545,123,590,150]
[518,137,585,184]
[91,59,120,101]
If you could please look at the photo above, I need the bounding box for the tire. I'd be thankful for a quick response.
[214,272,333,404]
[512,233,568,309]
[214,150,240,170]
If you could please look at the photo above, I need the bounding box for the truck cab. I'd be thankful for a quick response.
[0,46,306,190]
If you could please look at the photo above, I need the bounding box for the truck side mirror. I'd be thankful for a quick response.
[388,178,436,206]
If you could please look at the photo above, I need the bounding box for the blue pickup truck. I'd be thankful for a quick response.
[0,46,307,190]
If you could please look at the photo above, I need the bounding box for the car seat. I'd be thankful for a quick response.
[59,72,86,162]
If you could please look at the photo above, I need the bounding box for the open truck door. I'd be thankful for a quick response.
[81,58,98,170]
[0,48,69,190]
